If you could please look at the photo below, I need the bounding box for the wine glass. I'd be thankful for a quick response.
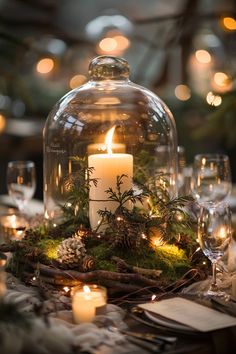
[191,154,232,203]
[7,161,36,213]
[177,146,186,194]
[198,202,232,297]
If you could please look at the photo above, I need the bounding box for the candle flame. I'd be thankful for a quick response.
[10,215,17,228]
[83,285,91,294]
[105,126,116,154]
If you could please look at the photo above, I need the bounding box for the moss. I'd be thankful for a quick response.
[88,242,190,281]
[12,223,191,282]
[37,238,63,260]
[89,244,116,271]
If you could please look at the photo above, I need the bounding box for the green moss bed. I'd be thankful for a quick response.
[9,225,192,283]
[88,243,190,281]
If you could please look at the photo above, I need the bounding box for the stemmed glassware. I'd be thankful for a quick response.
[198,202,232,298]
[7,161,36,213]
[191,154,232,203]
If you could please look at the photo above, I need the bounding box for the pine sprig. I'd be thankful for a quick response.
[105,174,146,207]
[97,174,194,250]
[61,161,98,227]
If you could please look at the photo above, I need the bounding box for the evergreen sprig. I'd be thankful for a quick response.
[61,160,98,228]
[105,174,146,207]
[97,174,194,250]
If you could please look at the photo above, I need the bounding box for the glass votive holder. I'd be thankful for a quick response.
[0,214,29,243]
[71,284,107,324]
[0,253,7,299]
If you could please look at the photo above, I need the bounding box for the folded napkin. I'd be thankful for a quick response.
[211,298,236,317]
[139,297,236,332]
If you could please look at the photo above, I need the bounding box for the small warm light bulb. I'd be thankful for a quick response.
[151,294,156,302]
[105,126,116,154]
[36,58,54,74]
[113,35,130,51]
[176,213,183,221]
[63,286,70,293]
[206,91,222,106]
[195,50,211,64]
[222,17,236,31]
[69,74,87,89]
[99,37,117,53]
[214,72,230,87]
[174,85,191,101]
[0,113,6,133]
[141,233,147,239]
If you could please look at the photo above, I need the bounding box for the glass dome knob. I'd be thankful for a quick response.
[88,55,130,80]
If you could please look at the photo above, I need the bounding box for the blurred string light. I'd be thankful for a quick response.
[221,17,236,31]
[0,113,6,133]
[85,11,132,55]
[212,72,233,92]
[36,58,55,74]
[98,37,117,53]
[174,84,191,101]
[97,33,130,55]
[69,74,87,89]
[214,72,229,86]
[206,91,222,106]
[195,49,211,64]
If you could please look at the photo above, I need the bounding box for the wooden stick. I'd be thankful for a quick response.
[23,270,146,294]
[112,256,162,278]
[27,261,160,287]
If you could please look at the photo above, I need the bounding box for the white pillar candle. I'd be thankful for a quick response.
[72,285,107,323]
[88,126,133,230]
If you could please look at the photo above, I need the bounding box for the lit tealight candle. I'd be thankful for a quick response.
[0,214,29,242]
[72,284,107,323]
[88,126,133,229]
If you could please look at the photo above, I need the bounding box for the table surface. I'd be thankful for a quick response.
[1,197,236,354]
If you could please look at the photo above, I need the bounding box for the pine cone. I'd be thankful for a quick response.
[57,237,86,269]
[112,224,140,249]
[81,255,95,271]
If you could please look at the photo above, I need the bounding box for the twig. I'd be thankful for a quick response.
[27,261,161,287]
[112,256,162,278]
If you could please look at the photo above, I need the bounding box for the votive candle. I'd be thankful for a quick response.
[72,284,107,323]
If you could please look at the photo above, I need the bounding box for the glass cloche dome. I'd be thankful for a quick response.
[44,56,178,227]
